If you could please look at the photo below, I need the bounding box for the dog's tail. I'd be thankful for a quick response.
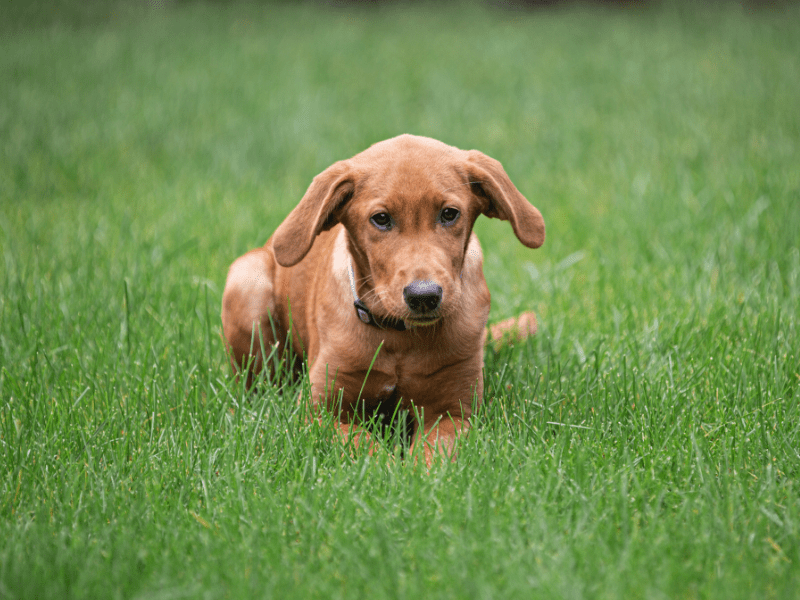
[487,311,538,350]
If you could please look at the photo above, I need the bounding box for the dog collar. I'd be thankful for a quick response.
[347,259,406,331]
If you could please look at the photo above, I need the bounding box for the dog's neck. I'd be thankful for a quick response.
[347,258,407,332]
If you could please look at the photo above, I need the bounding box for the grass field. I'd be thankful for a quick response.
[2,1,800,598]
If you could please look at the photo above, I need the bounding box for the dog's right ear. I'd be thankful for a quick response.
[272,161,355,267]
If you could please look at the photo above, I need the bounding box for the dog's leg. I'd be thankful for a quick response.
[487,311,538,350]
[306,361,386,458]
[413,415,468,467]
[221,247,279,387]
[336,421,378,458]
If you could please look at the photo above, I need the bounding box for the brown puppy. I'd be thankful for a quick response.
[221,135,545,465]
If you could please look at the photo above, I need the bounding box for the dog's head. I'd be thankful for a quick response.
[272,134,545,326]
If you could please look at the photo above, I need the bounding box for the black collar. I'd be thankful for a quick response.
[348,259,407,331]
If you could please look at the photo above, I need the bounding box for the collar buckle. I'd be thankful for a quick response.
[348,260,406,331]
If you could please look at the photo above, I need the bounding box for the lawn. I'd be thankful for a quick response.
[1,1,799,598]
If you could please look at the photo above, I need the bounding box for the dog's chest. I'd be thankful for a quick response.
[355,341,460,404]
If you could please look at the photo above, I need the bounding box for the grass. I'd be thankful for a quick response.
[1,1,799,598]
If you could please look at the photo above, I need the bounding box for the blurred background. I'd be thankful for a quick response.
[2,0,799,355]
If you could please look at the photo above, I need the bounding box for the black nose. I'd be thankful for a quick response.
[403,280,443,313]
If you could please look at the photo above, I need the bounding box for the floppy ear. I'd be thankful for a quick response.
[464,150,545,249]
[271,161,355,267]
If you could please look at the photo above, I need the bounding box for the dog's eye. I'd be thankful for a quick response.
[439,207,460,225]
[370,212,393,230]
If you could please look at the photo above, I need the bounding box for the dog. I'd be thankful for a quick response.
[221,134,545,465]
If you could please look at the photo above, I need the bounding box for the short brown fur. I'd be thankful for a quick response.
[221,135,544,465]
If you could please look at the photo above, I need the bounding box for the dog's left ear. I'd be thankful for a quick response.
[464,150,545,249]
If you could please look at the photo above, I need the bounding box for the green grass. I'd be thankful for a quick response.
[2,1,799,598]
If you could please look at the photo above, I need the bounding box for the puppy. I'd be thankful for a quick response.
[222,134,544,465]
